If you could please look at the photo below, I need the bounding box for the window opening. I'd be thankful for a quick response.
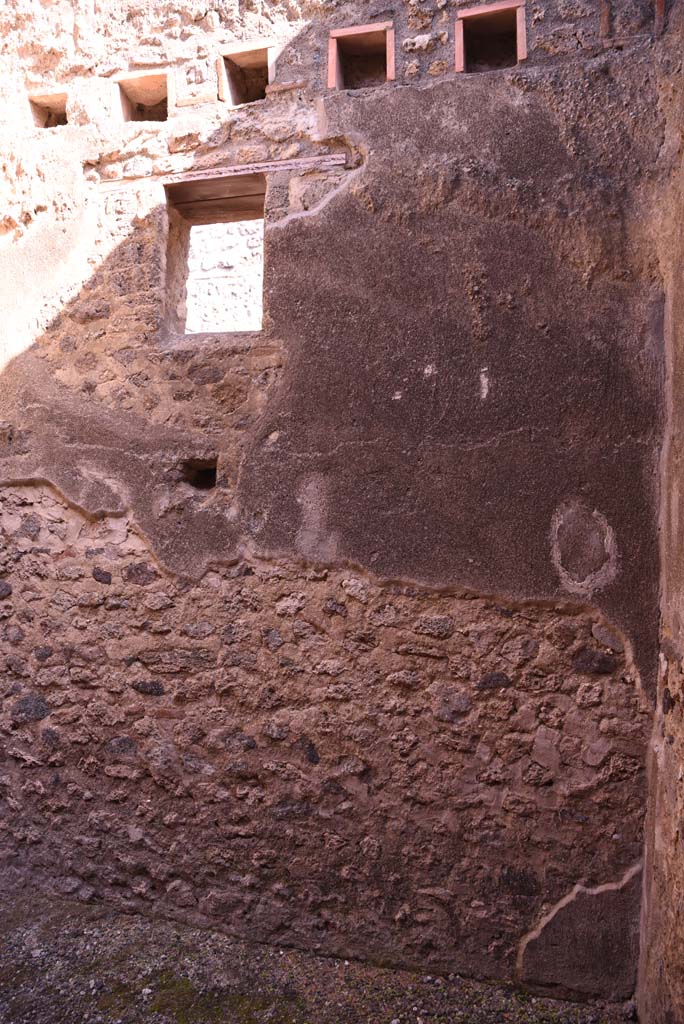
[184,221,264,334]
[165,173,266,336]
[328,24,396,90]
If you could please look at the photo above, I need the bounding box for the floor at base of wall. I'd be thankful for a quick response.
[0,895,637,1024]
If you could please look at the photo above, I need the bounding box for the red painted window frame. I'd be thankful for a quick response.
[327,22,396,90]
[455,0,527,73]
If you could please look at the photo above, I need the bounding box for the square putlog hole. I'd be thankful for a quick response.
[118,72,169,122]
[221,47,270,106]
[180,457,218,490]
[30,93,68,128]
[463,7,518,72]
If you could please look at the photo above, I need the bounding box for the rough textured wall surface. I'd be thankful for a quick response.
[638,6,684,1023]
[0,0,672,1005]
[0,484,650,996]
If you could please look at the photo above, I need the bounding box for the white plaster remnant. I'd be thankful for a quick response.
[479,366,489,400]
[402,32,446,53]
[423,363,436,378]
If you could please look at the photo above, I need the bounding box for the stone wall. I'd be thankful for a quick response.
[0,482,650,996]
[0,0,659,93]
[0,0,674,1007]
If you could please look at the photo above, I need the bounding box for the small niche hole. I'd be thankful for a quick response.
[181,458,218,490]
[30,94,68,128]
[330,26,394,90]
[339,42,386,89]
[118,73,169,122]
[223,50,269,106]
[463,7,518,72]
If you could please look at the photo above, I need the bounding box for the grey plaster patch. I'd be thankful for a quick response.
[295,474,340,561]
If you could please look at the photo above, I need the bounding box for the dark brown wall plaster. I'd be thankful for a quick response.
[245,65,665,695]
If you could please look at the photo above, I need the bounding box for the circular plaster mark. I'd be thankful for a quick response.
[551,499,618,597]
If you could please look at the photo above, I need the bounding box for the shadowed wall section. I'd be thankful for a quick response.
[639,6,684,1021]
